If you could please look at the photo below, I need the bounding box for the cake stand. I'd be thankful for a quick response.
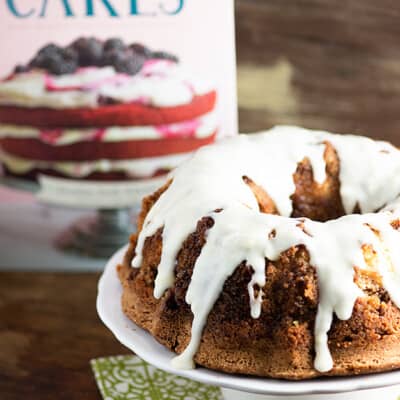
[97,246,400,400]
[0,174,166,258]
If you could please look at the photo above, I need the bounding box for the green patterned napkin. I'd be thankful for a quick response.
[91,355,222,400]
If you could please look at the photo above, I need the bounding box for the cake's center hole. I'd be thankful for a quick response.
[242,174,350,223]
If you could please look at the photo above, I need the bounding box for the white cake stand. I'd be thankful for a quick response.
[97,246,400,400]
[0,174,166,258]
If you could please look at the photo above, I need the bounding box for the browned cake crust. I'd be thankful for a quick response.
[118,142,400,380]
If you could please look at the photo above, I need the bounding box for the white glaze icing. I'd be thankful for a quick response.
[46,66,118,89]
[0,72,98,108]
[0,62,214,109]
[0,149,190,178]
[131,126,400,372]
[0,111,218,145]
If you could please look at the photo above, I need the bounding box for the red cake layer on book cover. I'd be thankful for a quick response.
[0,38,219,181]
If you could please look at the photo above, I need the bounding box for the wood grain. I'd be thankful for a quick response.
[0,272,129,400]
[236,0,400,144]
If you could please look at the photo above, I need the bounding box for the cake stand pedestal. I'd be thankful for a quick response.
[1,174,166,258]
[56,208,134,258]
[97,246,400,400]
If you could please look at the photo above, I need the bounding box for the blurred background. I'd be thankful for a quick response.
[236,0,400,143]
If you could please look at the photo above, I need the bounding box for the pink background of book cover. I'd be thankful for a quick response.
[0,0,238,137]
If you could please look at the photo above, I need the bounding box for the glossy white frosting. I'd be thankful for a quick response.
[0,111,217,145]
[0,62,214,109]
[131,126,400,372]
[0,149,189,178]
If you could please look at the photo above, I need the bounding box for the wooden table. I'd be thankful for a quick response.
[235,0,400,145]
[0,272,129,400]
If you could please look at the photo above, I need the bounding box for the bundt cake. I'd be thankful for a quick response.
[118,126,400,380]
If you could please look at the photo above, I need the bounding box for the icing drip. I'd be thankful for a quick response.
[131,126,400,372]
[132,131,329,284]
[326,136,400,213]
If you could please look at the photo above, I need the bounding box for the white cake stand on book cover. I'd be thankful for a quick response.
[97,246,400,400]
[0,174,166,258]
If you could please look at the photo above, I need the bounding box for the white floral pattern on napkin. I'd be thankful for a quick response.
[91,355,222,400]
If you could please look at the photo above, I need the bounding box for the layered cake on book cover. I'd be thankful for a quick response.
[0,37,217,180]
